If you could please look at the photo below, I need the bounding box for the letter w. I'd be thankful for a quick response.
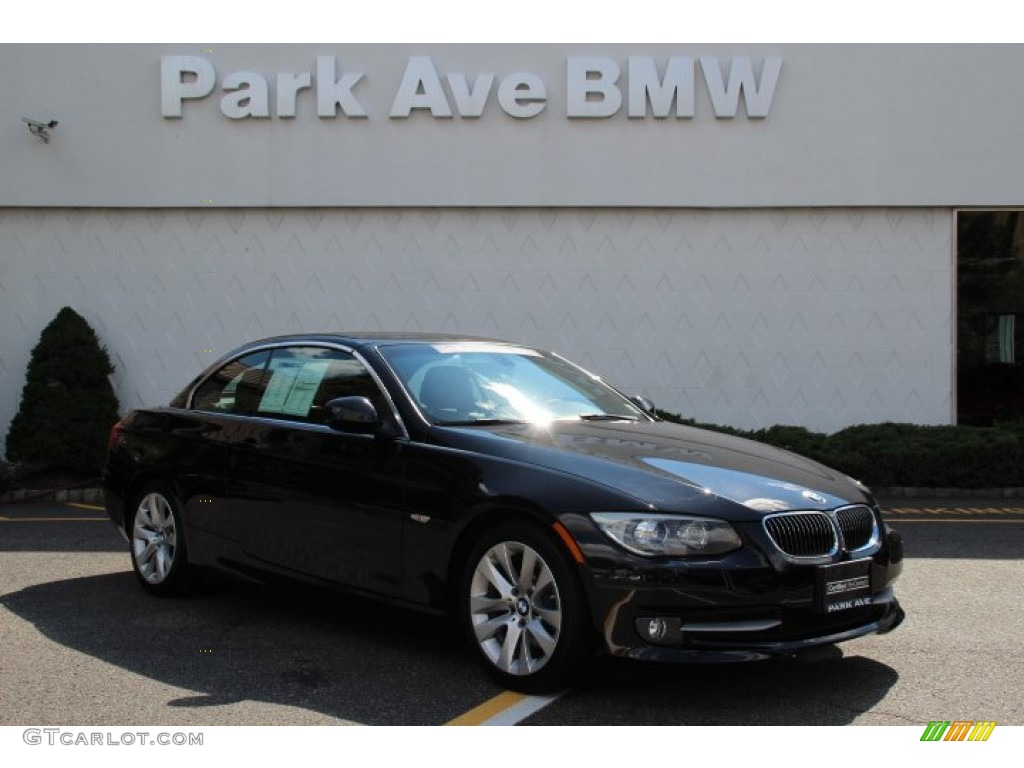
[700,56,782,119]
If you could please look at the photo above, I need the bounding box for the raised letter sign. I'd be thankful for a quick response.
[390,57,452,118]
[220,71,270,119]
[498,73,547,119]
[700,56,782,119]
[277,72,313,118]
[566,57,622,118]
[316,56,367,118]
[447,73,495,118]
[628,57,694,118]
[161,56,215,117]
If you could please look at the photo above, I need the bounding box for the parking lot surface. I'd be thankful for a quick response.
[1,500,1022,726]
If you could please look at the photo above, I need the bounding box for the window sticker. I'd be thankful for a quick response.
[259,360,331,417]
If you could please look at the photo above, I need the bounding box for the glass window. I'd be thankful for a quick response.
[255,347,386,425]
[378,342,645,425]
[957,211,1024,424]
[191,351,270,415]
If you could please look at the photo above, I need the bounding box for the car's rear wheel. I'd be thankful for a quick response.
[462,520,590,692]
[129,487,194,597]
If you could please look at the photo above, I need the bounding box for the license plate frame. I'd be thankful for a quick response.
[816,558,873,614]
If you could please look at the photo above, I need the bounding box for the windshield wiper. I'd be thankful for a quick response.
[577,413,640,422]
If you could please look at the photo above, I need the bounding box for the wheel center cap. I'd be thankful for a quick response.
[515,597,530,616]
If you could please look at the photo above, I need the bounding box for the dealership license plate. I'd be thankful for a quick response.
[816,559,872,614]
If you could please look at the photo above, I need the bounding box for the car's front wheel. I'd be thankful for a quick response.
[129,487,194,597]
[462,521,590,692]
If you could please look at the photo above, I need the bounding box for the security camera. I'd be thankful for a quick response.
[22,115,59,143]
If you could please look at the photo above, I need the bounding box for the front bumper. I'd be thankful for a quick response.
[570,516,905,662]
[615,590,904,662]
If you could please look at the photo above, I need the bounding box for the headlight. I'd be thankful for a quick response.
[590,512,742,557]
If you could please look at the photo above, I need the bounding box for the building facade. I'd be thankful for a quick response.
[1,44,1022,443]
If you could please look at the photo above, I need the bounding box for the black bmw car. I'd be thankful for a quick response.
[104,333,904,692]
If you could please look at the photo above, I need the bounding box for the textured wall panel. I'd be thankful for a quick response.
[0,207,953,449]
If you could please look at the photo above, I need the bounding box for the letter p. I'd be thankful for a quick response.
[162,56,216,117]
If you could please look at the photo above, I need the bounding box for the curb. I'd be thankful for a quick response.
[0,487,104,505]
[5,486,1024,505]
[876,487,1024,499]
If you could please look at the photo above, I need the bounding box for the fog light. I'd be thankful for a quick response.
[646,618,667,641]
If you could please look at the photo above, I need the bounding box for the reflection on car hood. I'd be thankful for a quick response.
[435,420,870,517]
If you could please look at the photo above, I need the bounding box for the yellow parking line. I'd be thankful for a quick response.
[68,502,106,511]
[445,691,527,726]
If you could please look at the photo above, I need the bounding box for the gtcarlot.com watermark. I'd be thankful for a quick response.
[23,728,203,747]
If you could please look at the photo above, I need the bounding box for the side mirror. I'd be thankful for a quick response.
[631,395,656,414]
[325,396,381,434]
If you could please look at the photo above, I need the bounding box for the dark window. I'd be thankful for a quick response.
[957,211,1024,424]
[191,351,270,415]
[254,347,385,425]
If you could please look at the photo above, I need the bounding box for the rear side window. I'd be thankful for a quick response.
[255,347,385,425]
[191,351,270,415]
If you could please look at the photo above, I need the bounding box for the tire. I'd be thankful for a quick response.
[461,520,591,693]
[128,486,194,597]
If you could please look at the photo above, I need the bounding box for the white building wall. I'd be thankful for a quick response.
[0,207,952,442]
[4,45,1024,208]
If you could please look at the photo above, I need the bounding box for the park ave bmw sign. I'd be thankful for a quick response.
[160,55,782,121]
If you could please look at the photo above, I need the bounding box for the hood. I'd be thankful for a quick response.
[433,420,871,519]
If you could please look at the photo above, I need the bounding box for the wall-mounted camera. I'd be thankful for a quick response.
[22,115,59,143]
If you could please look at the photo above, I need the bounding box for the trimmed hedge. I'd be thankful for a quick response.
[0,462,12,496]
[5,307,120,478]
[656,412,1024,489]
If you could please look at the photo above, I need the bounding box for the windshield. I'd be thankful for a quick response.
[377,342,648,425]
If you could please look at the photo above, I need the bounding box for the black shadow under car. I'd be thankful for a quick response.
[104,333,904,692]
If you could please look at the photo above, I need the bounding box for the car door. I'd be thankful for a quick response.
[182,349,272,542]
[229,345,407,598]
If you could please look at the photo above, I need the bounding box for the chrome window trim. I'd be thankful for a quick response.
[185,340,409,440]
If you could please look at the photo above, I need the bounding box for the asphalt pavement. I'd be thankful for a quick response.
[0,498,1021,726]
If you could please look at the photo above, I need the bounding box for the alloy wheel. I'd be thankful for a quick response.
[468,540,563,676]
[132,492,178,585]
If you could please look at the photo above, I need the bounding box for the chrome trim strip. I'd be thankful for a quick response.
[761,505,883,563]
[761,510,839,563]
[834,504,883,557]
[680,619,782,633]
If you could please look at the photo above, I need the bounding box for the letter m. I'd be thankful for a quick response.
[968,721,997,742]
[920,721,950,741]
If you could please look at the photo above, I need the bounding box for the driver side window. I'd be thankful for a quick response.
[254,347,388,425]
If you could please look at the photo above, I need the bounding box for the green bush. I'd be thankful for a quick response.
[656,411,1024,489]
[4,307,120,478]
